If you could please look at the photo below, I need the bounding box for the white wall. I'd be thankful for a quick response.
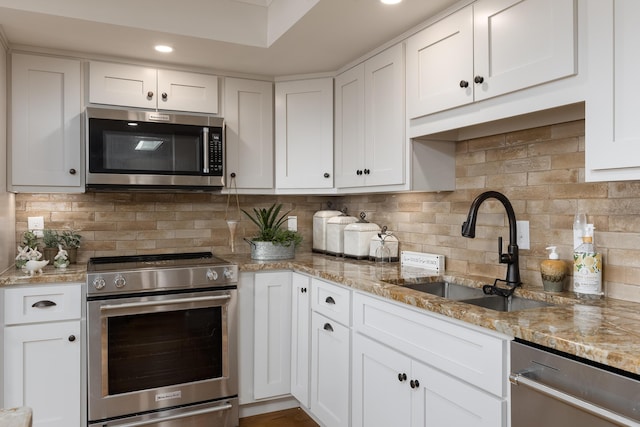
[0,33,16,272]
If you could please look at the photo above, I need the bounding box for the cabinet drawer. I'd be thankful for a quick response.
[311,278,351,326]
[353,292,507,397]
[4,284,82,325]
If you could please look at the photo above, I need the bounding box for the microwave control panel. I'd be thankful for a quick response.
[208,128,224,175]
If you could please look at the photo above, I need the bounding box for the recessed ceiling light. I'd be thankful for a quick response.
[381,0,402,4]
[155,45,173,53]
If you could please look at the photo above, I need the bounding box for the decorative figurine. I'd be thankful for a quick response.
[54,244,70,269]
[24,259,49,276]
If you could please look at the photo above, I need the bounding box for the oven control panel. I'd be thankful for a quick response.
[87,264,238,296]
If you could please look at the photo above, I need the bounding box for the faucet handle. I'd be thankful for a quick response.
[498,236,511,263]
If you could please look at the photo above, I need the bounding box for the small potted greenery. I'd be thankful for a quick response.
[42,229,62,262]
[60,229,82,264]
[242,203,302,260]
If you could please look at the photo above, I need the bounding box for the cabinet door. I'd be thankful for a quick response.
[4,321,81,427]
[334,64,366,188]
[290,273,311,407]
[224,78,274,189]
[411,360,506,427]
[275,78,334,189]
[586,0,640,181]
[10,54,82,191]
[253,271,292,399]
[157,69,219,114]
[473,0,576,101]
[310,312,350,427]
[406,5,473,118]
[364,44,405,187]
[89,61,156,109]
[352,333,412,427]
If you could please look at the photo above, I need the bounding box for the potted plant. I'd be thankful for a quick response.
[60,229,82,264]
[242,203,302,260]
[42,229,62,262]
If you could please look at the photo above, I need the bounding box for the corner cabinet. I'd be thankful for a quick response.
[290,273,311,408]
[407,0,577,118]
[585,0,640,182]
[224,78,274,190]
[3,283,83,427]
[89,61,219,114]
[352,292,509,427]
[275,78,334,191]
[9,53,83,193]
[334,44,405,190]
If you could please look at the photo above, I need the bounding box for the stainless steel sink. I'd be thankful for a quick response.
[397,280,555,312]
[403,281,485,300]
[461,295,555,311]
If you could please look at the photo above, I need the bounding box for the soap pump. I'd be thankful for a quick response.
[540,246,567,292]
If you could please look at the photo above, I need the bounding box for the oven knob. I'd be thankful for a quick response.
[114,274,127,288]
[207,269,218,281]
[223,268,234,280]
[92,277,106,290]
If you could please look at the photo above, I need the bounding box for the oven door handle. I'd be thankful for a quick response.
[107,403,233,427]
[100,294,230,313]
[510,372,637,426]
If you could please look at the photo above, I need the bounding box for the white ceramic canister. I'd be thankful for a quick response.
[343,213,381,259]
[312,207,343,253]
[326,213,358,256]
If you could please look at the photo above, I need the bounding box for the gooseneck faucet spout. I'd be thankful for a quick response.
[461,191,521,287]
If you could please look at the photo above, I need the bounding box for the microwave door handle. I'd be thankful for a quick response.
[202,127,210,174]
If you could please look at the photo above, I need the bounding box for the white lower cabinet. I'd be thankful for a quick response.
[352,292,508,427]
[253,271,292,400]
[3,283,82,427]
[310,279,351,427]
[290,272,311,407]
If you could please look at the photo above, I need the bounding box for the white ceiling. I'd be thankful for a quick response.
[0,0,460,77]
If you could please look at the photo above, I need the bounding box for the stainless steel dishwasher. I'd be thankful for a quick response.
[510,340,640,427]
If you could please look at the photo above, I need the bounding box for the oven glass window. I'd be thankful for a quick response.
[107,306,223,395]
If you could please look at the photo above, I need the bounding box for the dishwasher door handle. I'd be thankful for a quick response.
[510,373,639,426]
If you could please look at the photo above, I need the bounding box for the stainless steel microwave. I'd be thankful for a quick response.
[86,107,225,191]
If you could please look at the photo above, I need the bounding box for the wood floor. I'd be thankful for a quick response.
[239,408,319,427]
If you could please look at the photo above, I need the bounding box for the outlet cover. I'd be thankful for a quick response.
[287,216,298,232]
[28,216,45,237]
[516,220,530,250]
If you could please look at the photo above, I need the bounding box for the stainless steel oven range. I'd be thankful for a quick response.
[86,252,238,427]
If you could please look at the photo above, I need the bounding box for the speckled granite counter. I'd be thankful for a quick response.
[2,253,639,376]
[0,407,32,427]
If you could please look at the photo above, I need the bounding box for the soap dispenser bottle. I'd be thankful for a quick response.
[573,224,603,296]
[540,246,567,292]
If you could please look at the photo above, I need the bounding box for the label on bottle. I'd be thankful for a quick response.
[573,251,602,294]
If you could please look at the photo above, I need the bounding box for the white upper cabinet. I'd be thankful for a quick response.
[224,78,274,190]
[585,0,640,182]
[335,44,405,190]
[10,53,83,192]
[89,61,219,114]
[406,6,474,118]
[407,0,577,119]
[275,78,334,191]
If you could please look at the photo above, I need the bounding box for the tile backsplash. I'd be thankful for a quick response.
[14,119,640,302]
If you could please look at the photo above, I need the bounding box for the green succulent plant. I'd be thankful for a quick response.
[60,229,82,248]
[242,203,302,247]
[42,229,62,248]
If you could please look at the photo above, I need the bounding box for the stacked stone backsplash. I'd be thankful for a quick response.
[13,119,640,303]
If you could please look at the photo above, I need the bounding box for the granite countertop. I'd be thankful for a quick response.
[2,252,639,376]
